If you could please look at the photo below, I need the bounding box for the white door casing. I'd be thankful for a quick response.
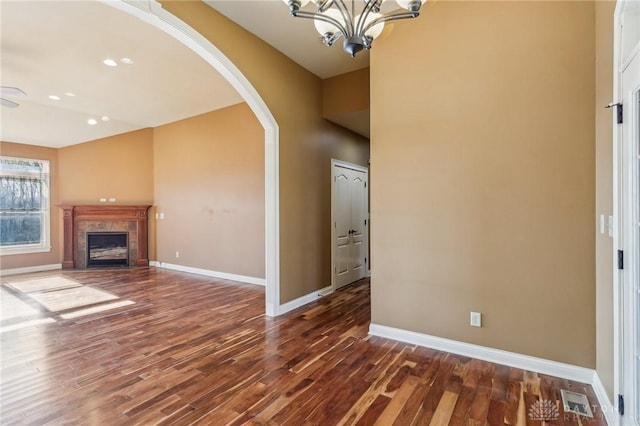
[614,0,640,422]
[619,51,640,425]
[332,160,368,290]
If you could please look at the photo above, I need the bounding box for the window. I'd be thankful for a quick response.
[0,156,51,255]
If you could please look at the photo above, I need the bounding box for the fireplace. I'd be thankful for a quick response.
[87,232,128,268]
[60,205,151,269]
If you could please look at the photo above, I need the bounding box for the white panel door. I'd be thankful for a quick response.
[333,161,368,289]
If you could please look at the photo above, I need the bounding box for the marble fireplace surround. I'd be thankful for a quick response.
[60,205,151,269]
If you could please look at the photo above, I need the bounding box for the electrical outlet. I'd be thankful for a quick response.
[470,312,482,327]
[108,198,116,203]
[99,198,107,203]
[175,251,179,258]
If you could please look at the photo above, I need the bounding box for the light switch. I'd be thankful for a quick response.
[599,214,605,234]
[470,312,482,327]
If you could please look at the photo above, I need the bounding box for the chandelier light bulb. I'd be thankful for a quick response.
[314,8,345,36]
[358,12,385,39]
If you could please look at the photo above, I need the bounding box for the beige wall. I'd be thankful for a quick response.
[153,103,265,278]
[58,128,154,205]
[162,1,370,302]
[323,68,371,138]
[323,68,370,117]
[58,128,155,260]
[595,0,616,401]
[0,142,61,270]
[371,1,596,367]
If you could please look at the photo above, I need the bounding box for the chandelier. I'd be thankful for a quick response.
[283,0,426,57]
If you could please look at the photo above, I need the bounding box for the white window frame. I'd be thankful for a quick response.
[0,155,51,256]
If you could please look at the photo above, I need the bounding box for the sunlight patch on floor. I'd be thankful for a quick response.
[1,289,39,321]
[28,286,119,312]
[6,275,82,293]
[0,318,56,333]
[60,300,135,319]
[2,275,136,326]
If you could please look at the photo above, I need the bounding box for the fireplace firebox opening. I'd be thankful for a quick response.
[87,232,129,268]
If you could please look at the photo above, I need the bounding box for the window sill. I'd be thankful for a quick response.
[0,245,52,256]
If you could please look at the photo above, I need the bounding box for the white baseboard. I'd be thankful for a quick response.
[152,262,333,317]
[278,286,332,315]
[151,261,265,286]
[318,286,334,297]
[592,371,618,426]
[369,322,620,425]
[0,263,62,276]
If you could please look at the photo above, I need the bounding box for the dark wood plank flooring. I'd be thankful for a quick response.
[1,268,606,425]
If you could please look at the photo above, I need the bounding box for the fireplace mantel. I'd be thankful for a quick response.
[60,205,152,269]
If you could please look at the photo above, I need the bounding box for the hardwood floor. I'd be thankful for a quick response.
[1,268,606,425]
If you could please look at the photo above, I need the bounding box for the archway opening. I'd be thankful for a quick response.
[105,0,280,316]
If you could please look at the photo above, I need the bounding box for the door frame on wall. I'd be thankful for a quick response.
[331,159,369,292]
[613,0,640,422]
[106,0,280,317]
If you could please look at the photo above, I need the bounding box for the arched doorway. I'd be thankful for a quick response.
[104,0,280,317]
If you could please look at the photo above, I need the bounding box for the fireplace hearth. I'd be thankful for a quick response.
[87,232,128,268]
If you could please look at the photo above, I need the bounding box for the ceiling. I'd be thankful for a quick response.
[0,1,371,149]
[205,0,375,138]
[205,0,372,79]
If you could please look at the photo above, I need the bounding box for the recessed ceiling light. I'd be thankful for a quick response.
[120,58,134,65]
[48,95,61,101]
[64,92,76,97]
[103,59,118,67]
[101,116,110,122]
[87,118,98,126]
